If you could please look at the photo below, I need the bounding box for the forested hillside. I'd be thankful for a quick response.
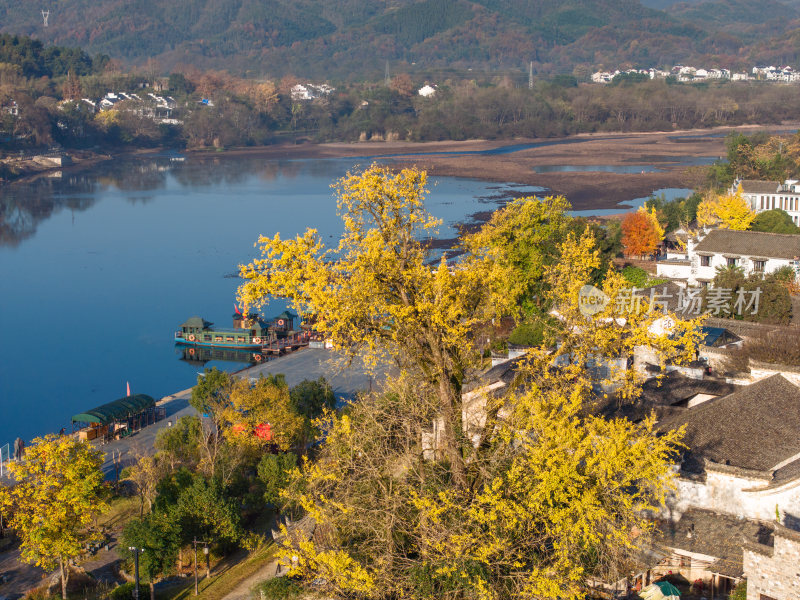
[0,0,799,79]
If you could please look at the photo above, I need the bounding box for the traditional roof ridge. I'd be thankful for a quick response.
[694,228,800,260]
[661,374,800,473]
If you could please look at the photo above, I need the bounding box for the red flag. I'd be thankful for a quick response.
[126,381,131,397]
[234,303,241,314]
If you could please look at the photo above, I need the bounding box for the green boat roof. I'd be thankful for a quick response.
[72,394,156,425]
[181,316,213,329]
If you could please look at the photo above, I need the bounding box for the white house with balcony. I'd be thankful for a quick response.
[734,178,800,225]
[656,228,800,285]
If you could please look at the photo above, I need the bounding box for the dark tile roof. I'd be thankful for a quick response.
[771,457,800,486]
[594,371,737,422]
[464,355,526,394]
[642,371,738,405]
[694,229,800,260]
[655,508,771,578]
[660,374,800,473]
[739,180,780,194]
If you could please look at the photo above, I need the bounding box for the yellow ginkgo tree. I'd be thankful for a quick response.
[697,185,755,230]
[0,434,107,599]
[248,170,704,599]
[239,164,492,489]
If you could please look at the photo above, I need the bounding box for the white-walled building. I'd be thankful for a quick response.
[656,228,800,285]
[653,374,800,598]
[736,179,800,225]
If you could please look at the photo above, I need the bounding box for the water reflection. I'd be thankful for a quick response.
[0,156,343,247]
[176,345,261,368]
[0,177,99,246]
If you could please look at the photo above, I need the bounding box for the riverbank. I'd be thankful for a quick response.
[94,347,374,478]
[183,123,795,212]
[4,122,794,207]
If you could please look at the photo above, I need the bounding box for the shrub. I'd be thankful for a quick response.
[729,580,747,600]
[621,265,666,288]
[508,321,544,347]
[258,576,304,600]
[109,582,135,600]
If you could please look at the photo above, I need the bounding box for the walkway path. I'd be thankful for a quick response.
[220,560,281,600]
[93,347,376,478]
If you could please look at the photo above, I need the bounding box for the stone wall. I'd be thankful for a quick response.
[744,527,800,600]
[665,466,800,523]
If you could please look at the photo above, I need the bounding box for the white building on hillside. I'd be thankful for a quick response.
[656,228,800,285]
[735,179,800,225]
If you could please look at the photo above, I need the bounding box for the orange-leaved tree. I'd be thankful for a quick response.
[621,210,661,258]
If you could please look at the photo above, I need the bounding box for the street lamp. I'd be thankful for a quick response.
[128,547,144,600]
[193,538,210,596]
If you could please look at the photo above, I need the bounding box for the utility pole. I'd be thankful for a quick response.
[128,547,144,600]
[192,538,209,595]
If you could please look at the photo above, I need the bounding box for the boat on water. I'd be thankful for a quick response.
[175,310,298,350]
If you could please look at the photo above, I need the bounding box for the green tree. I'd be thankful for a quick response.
[154,415,203,470]
[290,377,336,446]
[121,511,181,600]
[463,194,573,316]
[0,435,107,599]
[257,452,298,509]
[191,367,233,415]
[750,209,800,234]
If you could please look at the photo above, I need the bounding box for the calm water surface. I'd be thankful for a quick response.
[0,153,694,446]
[0,155,546,445]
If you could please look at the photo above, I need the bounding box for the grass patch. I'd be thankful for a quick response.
[98,495,141,530]
[161,543,278,600]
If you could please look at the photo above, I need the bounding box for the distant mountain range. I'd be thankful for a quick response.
[1,0,800,79]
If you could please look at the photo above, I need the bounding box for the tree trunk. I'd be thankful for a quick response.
[150,581,155,600]
[437,377,467,490]
[59,556,68,600]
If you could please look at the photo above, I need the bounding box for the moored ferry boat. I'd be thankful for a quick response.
[175,310,298,349]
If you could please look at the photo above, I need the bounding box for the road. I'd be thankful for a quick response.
[0,347,377,598]
[97,347,376,477]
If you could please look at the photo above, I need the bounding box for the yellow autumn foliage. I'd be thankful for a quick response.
[262,198,702,599]
[0,435,107,599]
[697,185,755,230]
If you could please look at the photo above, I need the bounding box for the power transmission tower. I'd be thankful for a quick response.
[385,60,391,86]
[41,9,49,27]
[529,61,534,89]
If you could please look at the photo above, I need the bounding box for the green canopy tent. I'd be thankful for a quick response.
[71,394,156,426]
[640,581,681,600]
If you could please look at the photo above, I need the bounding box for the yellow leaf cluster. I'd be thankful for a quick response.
[220,376,305,451]
[0,434,107,574]
[697,185,755,230]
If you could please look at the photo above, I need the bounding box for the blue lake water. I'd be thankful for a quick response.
[0,155,546,446]
[0,152,694,447]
